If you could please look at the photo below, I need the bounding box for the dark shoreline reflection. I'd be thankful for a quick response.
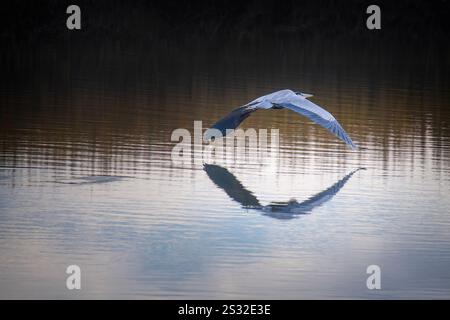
[1,42,449,176]
[204,164,365,219]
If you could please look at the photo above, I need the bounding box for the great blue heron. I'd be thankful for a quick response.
[204,89,357,150]
[204,164,365,219]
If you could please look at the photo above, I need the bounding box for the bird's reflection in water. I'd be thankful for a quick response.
[204,164,365,219]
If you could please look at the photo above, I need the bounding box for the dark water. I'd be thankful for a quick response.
[1,41,450,298]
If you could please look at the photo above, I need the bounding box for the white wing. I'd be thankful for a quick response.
[276,95,358,150]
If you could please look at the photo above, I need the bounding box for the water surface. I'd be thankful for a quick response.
[1,43,450,299]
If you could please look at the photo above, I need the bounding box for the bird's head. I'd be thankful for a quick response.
[295,91,314,98]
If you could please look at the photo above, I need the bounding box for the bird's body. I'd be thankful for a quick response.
[205,89,357,150]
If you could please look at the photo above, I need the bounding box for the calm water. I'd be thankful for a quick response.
[1,44,450,299]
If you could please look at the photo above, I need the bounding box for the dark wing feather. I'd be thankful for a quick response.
[204,106,258,140]
[204,164,261,209]
[295,168,364,210]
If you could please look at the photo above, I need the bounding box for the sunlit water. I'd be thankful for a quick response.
[1,45,450,299]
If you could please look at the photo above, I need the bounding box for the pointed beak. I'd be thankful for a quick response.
[301,93,314,98]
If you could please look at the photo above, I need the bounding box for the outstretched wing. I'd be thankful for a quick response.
[204,164,262,209]
[263,168,365,217]
[204,106,257,140]
[294,168,365,211]
[278,96,358,150]
[204,99,272,140]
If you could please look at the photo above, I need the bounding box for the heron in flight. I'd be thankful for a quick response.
[204,164,365,219]
[204,89,357,150]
